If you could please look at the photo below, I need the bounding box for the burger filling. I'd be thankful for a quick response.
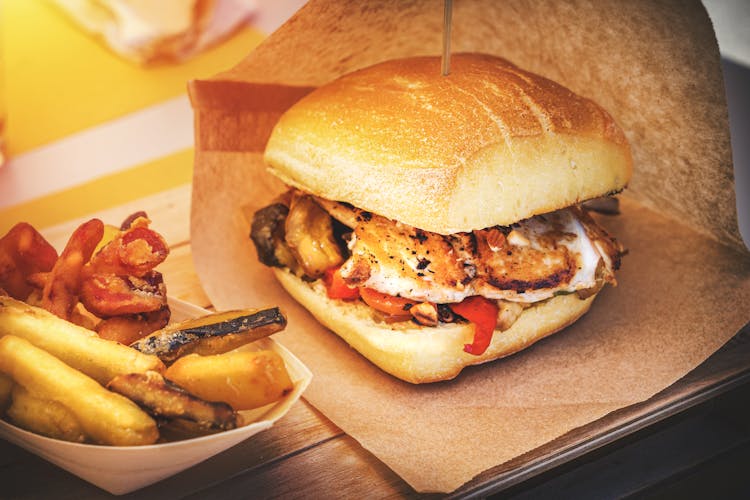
[251,189,624,355]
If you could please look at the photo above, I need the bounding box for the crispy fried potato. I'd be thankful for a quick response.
[7,385,86,443]
[0,335,158,446]
[96,306,171,345]
[0,222,58,300]
[0,296,164,384]
[165,349,293,411]
[37,218,104,320]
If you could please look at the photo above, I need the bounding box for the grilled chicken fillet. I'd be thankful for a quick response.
[319,198,621,305]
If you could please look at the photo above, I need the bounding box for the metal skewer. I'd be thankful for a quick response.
[441,0,453,76]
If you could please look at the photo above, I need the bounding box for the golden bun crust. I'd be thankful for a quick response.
[274,268,596,384]
[264,53,632,233]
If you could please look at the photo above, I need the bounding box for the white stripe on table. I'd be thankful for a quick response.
[0,95,193,210]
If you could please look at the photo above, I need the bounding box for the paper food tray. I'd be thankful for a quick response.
[0,298,312,495]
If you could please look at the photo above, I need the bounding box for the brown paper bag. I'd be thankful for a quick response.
[188,0,750,493]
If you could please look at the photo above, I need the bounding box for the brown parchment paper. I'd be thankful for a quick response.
[188,0,750,493]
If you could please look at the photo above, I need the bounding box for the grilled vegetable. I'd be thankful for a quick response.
[284,194,344,278]
[130,308,287,363]
[250,203,300,272]
[107,371,239,431]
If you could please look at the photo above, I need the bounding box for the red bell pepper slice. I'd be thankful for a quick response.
[449,296,499,355]
[359,287,418,317]
[323,266,360,300]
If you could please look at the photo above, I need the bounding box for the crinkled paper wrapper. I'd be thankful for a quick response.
[188,0,750,493]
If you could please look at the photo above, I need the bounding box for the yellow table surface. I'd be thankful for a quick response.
[1,0,265,234]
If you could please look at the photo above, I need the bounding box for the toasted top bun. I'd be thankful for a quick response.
[273,268,596,384]
[264,53,632,234]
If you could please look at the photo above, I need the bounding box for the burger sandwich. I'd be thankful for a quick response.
[250,53,632,383]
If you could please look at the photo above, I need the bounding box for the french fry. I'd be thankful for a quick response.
[6,385,86,443]
[165,349,293,411]
[0,296,164,384]
[0,335,158,446]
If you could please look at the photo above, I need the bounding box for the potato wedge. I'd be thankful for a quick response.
[165,349,293,411]
[0,296,164,384]
[7,385,86,443]
[0,335,158,446]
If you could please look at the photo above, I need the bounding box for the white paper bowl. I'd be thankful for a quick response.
[0,299,312,495]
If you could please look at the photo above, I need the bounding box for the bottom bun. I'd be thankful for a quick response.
[274,268,596,384]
